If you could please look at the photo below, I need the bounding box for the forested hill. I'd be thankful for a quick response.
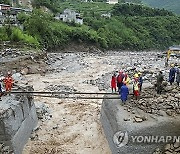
[0,1,180,51]
[141,0,180,15]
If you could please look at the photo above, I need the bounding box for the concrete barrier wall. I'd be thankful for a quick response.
[0,90,38,154]
[100,97,180,154]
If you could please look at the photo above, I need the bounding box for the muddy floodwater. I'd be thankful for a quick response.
[22,51,179,154]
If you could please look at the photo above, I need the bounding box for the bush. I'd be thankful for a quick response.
[10,28,39,47]
[0,27,9,41]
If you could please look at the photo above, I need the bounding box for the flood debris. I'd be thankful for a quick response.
[35,101,52,121]
[0,143,13,154]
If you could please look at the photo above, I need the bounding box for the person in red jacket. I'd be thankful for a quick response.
[3,72,13,92]
[111,74,116,92]
[117,71,124,91]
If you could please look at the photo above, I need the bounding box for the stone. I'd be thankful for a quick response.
[175,147,180,152]
[174,142,180,148]
[166,110,173,116]
[175,94,180,99]
[134,117,143,123]
[30,133,38,140]
[123,118,131,121]
[12,73,23,82]
[164,151,173,154]
[165,144,171,150]
[21,67,29,75]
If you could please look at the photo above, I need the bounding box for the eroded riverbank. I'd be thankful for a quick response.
[2,50,178,154]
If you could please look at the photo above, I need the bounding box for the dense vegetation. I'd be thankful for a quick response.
[0,1,180,51]
[0,0,10,4]
[112,3,174,16]
[142,0,180,15]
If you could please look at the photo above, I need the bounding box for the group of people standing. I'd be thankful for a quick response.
[111,71,143,104]
[0,72,14,100]
[112,64,180,104]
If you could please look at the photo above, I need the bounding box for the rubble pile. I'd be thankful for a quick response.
[35,101,52,121]
[44,84,77,93]
[83,72,112,91]
[153,142,180,154]
[47,53,88,73]
[0,48,23,59]
[0,143,13,154]
[163,142,180,154]
[127,85,180,116]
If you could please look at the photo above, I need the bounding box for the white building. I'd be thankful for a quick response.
[55,9,83,25]
[107,0,118,4]
[101,13,111,18]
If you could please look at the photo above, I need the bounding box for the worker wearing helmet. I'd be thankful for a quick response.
[134,73,139,78]
[123,72,130,86]
[3,72,14,92]
[169,64,176,85]
[133,73,140,99]
[133,77,139,100]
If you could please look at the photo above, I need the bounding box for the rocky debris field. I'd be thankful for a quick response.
[123,85,180,121]
[0,47,47,75]
[0,143,13,154]
[153,141,180,154]
[0,49,179,154]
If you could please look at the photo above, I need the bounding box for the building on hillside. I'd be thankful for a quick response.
[107,0,118,4]
[0,3,31,26]
[55,9,83,25]
[101,13,111,18]
[0,4,11,15]
[0,4,11,24]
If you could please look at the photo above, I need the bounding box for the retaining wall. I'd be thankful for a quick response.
[100,97,180,154]
[0,87,38,154]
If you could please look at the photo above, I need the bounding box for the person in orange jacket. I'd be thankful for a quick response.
[3,72,14,92]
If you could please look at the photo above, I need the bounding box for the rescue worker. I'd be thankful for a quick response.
[165,50,171,67]
[123,72,130,86]
[119,82,129,104]
[133,73,139,96]
[176,68,180,86]
[111,74,116,92]
[133,77,139,100]
[3,72,13,92]
[117,71,124,92]
[138,72,143,92]
[169,64,176,85]
[156,71,164,94]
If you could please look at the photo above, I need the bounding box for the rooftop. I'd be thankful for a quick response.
[0,4,10,7]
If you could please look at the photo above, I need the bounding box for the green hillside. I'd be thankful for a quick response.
[0,2,180,51]
[141,0,180,15]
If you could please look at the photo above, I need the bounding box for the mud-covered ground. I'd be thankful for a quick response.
[10,50,178,154]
